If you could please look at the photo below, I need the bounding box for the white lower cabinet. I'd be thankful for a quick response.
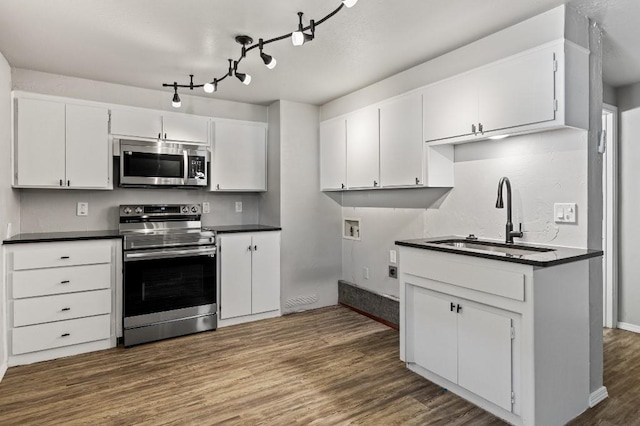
[219,231,280,322]
[5,239,119,365]
[399,246,592,425]
[409,286,513,411]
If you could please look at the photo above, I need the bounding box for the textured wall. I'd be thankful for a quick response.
[278,100,342,312]
[0,50,21,375]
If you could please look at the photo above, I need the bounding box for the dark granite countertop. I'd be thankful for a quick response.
[203,224,282,234]
[395,235,603,267]
[3,230,123,244]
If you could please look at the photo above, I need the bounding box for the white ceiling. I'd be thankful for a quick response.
[0,0,637,106]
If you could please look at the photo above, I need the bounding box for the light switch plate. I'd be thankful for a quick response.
[77,202,89,216]
[390,250,397,264]
[554,203,577,223]
[202,202,210,214]
[235,201,242,213]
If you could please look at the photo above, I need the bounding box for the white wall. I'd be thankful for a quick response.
[277,100,342,312]
[11,69,269,233]
[616,81,640,327]
[0,51,21,378]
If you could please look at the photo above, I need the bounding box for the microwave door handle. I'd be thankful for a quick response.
[183,151,189,183]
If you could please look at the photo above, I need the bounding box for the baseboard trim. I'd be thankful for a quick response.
[589,386,608,407]
[617,322,640,334]
[340,302,399,330]
[0,362,7,383]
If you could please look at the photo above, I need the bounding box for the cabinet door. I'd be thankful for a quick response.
[15,98,66,187]
[65,104,110,188]
[162,114,209,144]
[220,234,253,319]
[408,286,458,383]
[346,106,379,188]
[251,232,281,315]
[423,74,477,142]
[458,304,513,411]
[211,121,267,191]
[320,119,346,190]
[478,47,556,133]
[110,108,162,140]
[380,93,423,187]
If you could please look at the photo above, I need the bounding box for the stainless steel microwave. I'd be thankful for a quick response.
[120,140,208,187]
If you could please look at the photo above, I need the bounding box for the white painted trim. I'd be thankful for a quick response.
[218,310,280,328]
[0,362,7,383]
[589,386,609,407]
[617,322,640,334]
[602,104,618,329]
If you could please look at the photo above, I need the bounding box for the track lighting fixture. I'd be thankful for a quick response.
[259,39,277,69]
[162,0,358,107]
[292,13,315,46]
[171,83,181,108]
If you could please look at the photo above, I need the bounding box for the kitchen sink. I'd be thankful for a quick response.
[428,239,555,257]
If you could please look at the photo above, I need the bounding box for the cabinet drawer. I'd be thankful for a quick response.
[11,241,112,270]
[12,314,111,355]
[13,289,111,327]
[12,263,111,299]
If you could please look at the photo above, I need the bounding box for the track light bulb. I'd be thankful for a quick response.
[292,31,304,46]
[203,82,214,93]
[261,52,277,69]
[236,72,251,85]
[171,84,181,108]
[342,0,358,7]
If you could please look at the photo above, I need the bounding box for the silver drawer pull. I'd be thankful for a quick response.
[61,307,71,312]
[60,280,70,284]
[60,256,70,259]
[61,333,70,337]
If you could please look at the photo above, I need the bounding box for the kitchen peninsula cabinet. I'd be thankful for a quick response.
[218,230,280,324]
[210,119,267,192]
[13,95,111,189]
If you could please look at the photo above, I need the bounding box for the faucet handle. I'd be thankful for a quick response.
[515,223,524,238]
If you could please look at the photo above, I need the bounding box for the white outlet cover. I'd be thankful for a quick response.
[390,250,397,264]
[76,202,89,216]
[235,201,242,213]
[202,202,210,214]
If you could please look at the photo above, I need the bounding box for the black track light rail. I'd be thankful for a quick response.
[162,2,347,95]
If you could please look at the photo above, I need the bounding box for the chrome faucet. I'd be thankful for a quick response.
[496,177,523,244]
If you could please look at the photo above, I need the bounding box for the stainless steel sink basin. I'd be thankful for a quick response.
[428,239,555,256]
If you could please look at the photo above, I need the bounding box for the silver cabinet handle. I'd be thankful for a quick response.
[478,123,484,134]
[373,180,378,187]
[472,124,477,135]
[341,183,345,189]
[415,177,420,185]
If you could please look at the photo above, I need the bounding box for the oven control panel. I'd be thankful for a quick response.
[120,204,201,217]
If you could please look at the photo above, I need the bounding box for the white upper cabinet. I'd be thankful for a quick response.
[14,97,111,189]
[110,108,163,140]
[110,108,209,145]
[478,47,556,133]
[423,74,478,142]
[15,98,66,188]
[211,120,267,191]
[162,114,209,144]
[319,118,346,190]
[423,41,587,144]
[380,92,424,187]
[65,104,110,189]
[346,106,379,188]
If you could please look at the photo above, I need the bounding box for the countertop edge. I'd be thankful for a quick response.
[395,240,603,267]
[3,232,123,245]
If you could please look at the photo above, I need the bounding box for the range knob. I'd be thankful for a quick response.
[134,207,143,214]
[123,207,132,215]
[182,206,189,213]
[191,206,198,213]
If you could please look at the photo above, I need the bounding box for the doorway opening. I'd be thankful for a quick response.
[602,104,618,328]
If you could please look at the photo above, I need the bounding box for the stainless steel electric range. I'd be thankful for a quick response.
[120,204,217,346]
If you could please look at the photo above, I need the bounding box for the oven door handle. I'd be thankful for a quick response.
[124,247,217,262]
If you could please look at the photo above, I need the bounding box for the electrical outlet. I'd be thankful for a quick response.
[235,201,243,213]
[390,250,397,264]
[203,202,210,214]
[76,202,88,216]
[389,265,398,279]
[363,267,369,280]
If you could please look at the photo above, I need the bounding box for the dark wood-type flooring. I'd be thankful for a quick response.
[0,306,638,425]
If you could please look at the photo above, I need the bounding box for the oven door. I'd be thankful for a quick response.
[123,246,217,327]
